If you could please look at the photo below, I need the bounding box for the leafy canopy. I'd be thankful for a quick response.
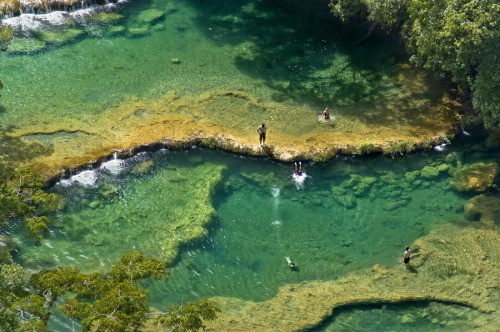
[329,0,500,127]
[0,166,60,243]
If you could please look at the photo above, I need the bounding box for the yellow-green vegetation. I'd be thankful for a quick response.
[153,163,226,260]
[356,142,378,155]
[0,24,13,51]
[382,140,417,157]
[450,161,499,193]
[203,221,500,331]
[0,166,60,243]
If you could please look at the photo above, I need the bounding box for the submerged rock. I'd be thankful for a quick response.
[450,162,499,193]
[131,160,154,174]
[153,163,226,260]
[5,37,46,54]
[135,8,165,25]
[127,26,150,38]
[463,194,500,226]
[33,28,85,45]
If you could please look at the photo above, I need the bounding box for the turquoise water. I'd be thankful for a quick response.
[0,0,438,137]
[1,0,495,330]
[7,138,496,331]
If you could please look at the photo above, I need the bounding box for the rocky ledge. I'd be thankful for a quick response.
[1,87,460,182]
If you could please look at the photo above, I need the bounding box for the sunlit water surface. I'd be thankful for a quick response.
[0,0,495,330]
[6,139,497,331]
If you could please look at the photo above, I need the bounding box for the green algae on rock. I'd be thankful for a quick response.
[199,223,500,331]
[153,163,226,260]
[33,28,85,46]
[463,193,500,226]
[135,9,166,25]
[5,37,46,54]
[450,162,499,193]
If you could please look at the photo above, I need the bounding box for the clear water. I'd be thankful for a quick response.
[7,139,497,331]
[1,0,495,330]
[0,0,445,143]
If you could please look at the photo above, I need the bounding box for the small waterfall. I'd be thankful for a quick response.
[0,0,123,18]
[100,151,126,175]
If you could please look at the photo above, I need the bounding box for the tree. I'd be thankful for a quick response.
[404,0,500,127]
[0,251,48,332]
[0,25,13,52]
[328,0,500,127]
[1,25,13,99]
[156,299,221,332]
[0,166,60,243]
[29,250,220,331]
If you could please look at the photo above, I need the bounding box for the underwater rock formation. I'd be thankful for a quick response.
[463,193,500,226]
[153,163,226,260]
[450,162,499,193]
[200,223,499,331]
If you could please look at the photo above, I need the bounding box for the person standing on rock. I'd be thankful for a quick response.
[257,123,267,146]
[403,246,411,266]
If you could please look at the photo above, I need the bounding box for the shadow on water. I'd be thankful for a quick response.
[0,130,54,165]
[188,0,406,107]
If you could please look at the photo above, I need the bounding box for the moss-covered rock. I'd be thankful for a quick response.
[108,25,126,35]
[5,37,46,54]
[88,12,124,25]
[450,162,499,193]
[127,26,150,38]
[420,165,440,178]
[136,8,165,25]
[463,194,500,226]
[33,28,85,45]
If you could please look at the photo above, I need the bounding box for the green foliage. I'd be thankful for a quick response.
[0,254,48,332]
[382,140,416,157]
[0,167,60,243]
[157,299,221,332]
[29,251,169,332]
[201,137,218,149]
[329,0,410,27]
[329,0,500,127]
[356,142,378,155]
[109,250,169,282]
[0,25,13,52]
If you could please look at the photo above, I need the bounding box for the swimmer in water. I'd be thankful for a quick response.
[294,162,303,176]
[322,107,331,120]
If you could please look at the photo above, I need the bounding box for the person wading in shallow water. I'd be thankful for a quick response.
[403,246,411,266]
[322,107,331,120]
[257,123,267,146]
